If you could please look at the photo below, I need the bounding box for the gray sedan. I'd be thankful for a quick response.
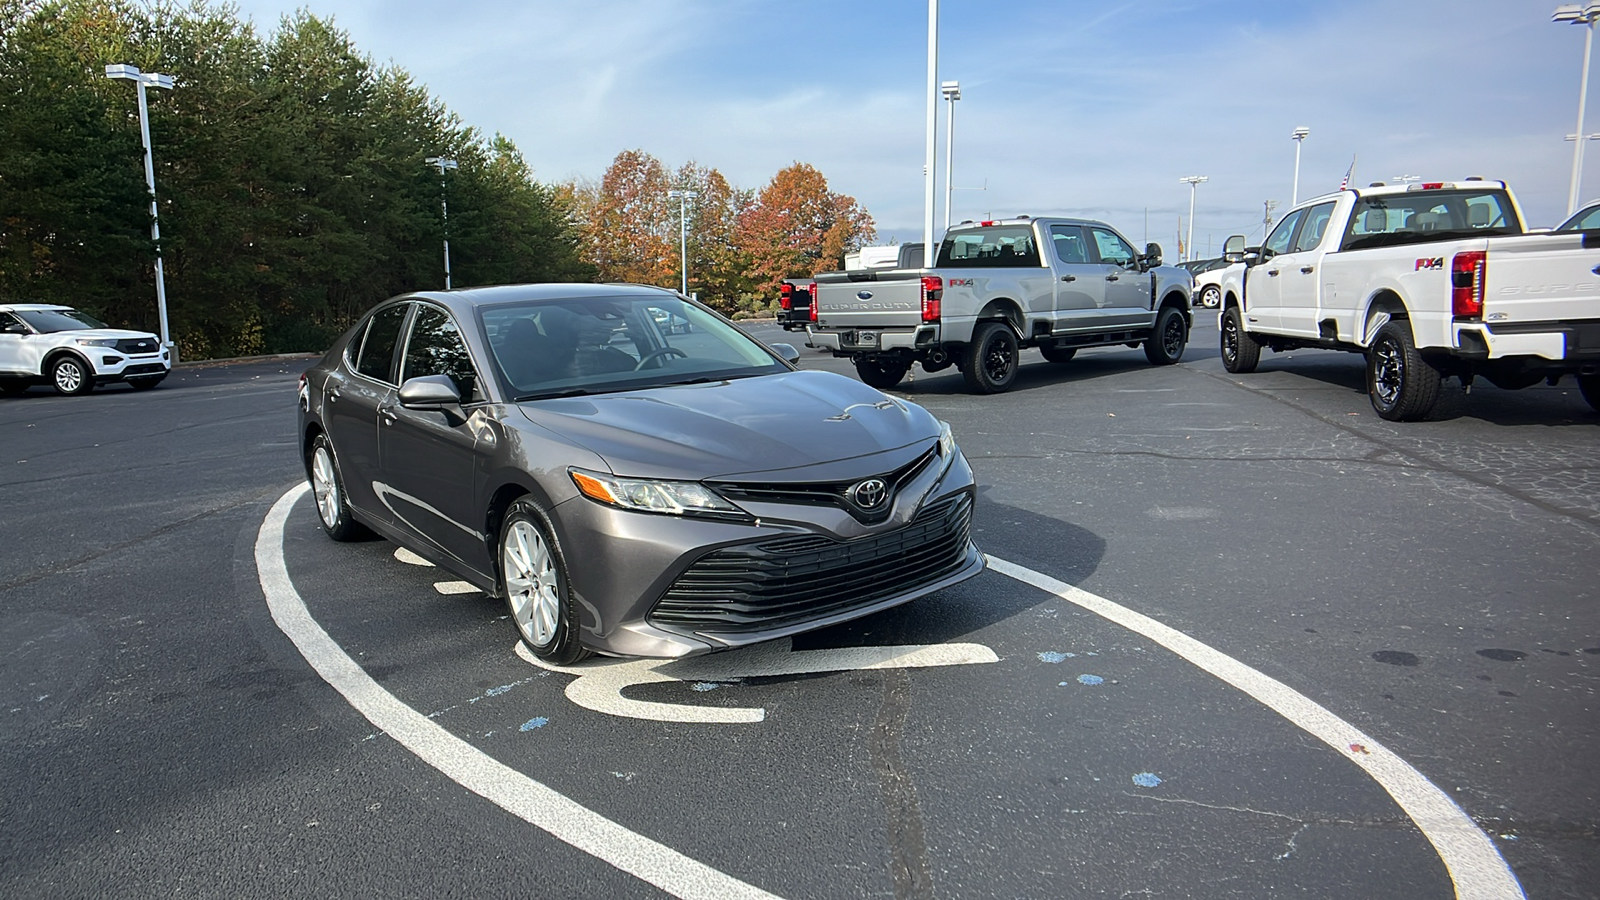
[297,283,983,662]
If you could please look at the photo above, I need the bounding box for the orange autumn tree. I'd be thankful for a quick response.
[566,149,675,285]
[737,163,875,295]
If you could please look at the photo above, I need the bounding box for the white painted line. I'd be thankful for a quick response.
[394,547,433,567]
[257,484,781,900]
[517,637,997,724]
[984,554,1524,900]
[433,580,479,595]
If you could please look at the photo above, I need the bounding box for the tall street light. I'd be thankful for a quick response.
[105,64,175,360]
[1179,176,1208,262]
[1556,3,1600,215]
[923,0,939,265]
[1291,126,1310,206]
[424,156,458,288]
[941,80,960,231]
[667,189,697,296]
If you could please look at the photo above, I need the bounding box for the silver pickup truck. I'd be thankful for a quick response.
[807,217,1193,393]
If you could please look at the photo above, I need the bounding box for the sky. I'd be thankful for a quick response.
[226,0,1587,257]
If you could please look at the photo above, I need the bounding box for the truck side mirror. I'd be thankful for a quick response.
[1223,235,1246,261]
[1141,242,1163,268]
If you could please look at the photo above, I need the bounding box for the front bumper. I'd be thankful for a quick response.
[91,348,171,381]
[552,446,982,658]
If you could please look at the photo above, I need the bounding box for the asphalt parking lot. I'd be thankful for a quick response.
[2,316,1596,898]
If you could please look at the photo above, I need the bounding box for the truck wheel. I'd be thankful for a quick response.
[1220,307,1260,374]
[1199,285,1221,309]
[1040,346,1077,364]
[962,323,1019,394]
[854,356,910,390]
[1578,373,1600,413]
[1366,320,1441,421]
[1144,306,1187,366]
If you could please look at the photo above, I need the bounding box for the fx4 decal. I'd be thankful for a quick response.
[1414,257,1444,271]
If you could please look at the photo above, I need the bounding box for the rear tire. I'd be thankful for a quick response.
[1040,346,1077,364]
[1144,306,1187,365]
[1366,319,1441,421]
[1220,307,1260,374]
[962,322,1019,394]
[309,434,370,541]
[50,356,94,396]
[854,356,910,390]
[500,498,590,665]
[1578,373,1600,413]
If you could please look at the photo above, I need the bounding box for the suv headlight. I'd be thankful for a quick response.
[569,468,745,518]
[74,338,117,348]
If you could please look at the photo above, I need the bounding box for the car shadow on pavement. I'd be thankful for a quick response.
[887,352,1167,398]
[791,492,1105,651]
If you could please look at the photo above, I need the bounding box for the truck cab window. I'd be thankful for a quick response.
[1292,202,1337,253]
[1089,228,1137,268]
[1050,226,1089,264]
[1263,209,1306,258]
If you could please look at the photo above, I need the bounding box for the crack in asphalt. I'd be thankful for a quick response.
[869,668,935,900]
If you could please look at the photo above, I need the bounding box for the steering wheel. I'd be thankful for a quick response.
[634,347,689,370]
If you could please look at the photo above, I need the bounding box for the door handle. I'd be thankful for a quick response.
[1060,275,1076,282]
[379,402,397,425]
[1105,274,1119,281]
[328,386,341,401]
[1267,269,1280,276]
[1300,266,1314,274]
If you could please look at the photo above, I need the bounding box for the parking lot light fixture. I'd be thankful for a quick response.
[1555,2,1600,215]
[1179,176,1208,262]
[1291,127,1310,205]
[941,80,960,230]
[666,190,697,296]
[424,156,459,289]
[105,63,176,360]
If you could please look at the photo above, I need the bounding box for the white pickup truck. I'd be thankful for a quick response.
[1216,180,1600,419]
[808,217,1193,393]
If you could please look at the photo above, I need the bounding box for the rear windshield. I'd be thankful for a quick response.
[936,226,1043,268]
[1340,189,1521,252]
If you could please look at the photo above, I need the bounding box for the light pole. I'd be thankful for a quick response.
[941,80,960,231]
[667,189,697,296]
[424,156,458,289]
[1291,126,1309,206]
[1179,176,1208,261]
[923,0,939,264]
[1556,3,1600,215]
[105,64,175,359]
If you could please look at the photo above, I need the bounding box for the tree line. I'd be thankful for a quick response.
[0,0,875,360]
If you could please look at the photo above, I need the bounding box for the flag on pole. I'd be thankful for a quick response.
[1339,155,1357,190]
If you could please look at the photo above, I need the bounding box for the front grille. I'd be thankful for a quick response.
[121,363,166,376]
[649,492,974,634]
[115,338,160,355]
[709,443,939,524]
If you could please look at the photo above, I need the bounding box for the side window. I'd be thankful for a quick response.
[402,305,479,402]
[355,303,409,383]
[1050,226,1090,264]
[1291,202,1337,253]
[1264,209,1306,257]
[1577,207,1600,230]
[1089,228,1136,267]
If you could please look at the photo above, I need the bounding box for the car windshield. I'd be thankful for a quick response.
[15,308,108,332]
[480,294,788,401]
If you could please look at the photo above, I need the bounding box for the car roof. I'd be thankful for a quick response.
[397,283,682,312]
[0,303,73,312]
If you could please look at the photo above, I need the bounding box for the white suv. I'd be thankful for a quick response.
[0,304,171,396]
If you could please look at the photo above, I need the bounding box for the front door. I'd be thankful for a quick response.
[0,312,30,376]
[1088,227,1153,328]
[1244,207,1307,332]
[1276,201,1337,337]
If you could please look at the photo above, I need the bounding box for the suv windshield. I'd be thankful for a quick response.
[481,294,787,401]
[1341,189,1522,251]
[15,308,108,333]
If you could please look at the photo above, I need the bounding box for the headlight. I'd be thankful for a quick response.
[938,420,956,458]
[74,338,117,348]
[569,468,745,518]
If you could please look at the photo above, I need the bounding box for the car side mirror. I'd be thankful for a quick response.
[769,342,802,364]
[1,322,28,334]
[399,374,463,411]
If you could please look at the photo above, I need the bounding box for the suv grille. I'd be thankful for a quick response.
[708,444,939,524]
[115,338,159,355]
[649,492,974,634]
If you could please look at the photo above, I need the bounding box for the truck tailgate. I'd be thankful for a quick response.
[813,270,925,329]
[1483,233,1600,324]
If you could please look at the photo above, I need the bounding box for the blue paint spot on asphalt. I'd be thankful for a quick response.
[1039,651,1078,663]
[1132,772,1162,788]
[519,717,549,732]
[485,684,514,697]
[1078,674,1104,685]
[691,682,721,692]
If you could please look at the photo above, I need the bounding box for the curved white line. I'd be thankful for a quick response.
[985,555,1523,900]
[256,483,781,900]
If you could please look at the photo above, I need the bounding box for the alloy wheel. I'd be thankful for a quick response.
[1371,337,1404,408]
[311,445,340,529]
[503,520,561,647]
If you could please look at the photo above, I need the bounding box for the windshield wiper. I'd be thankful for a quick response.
[512,388,601,401]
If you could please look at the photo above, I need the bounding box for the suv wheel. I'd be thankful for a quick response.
[1144,306,1187,366]
[962,322,1019,394]
[1220,307,1260,374]
[50,356,94,396]
[1367,319,1441,421]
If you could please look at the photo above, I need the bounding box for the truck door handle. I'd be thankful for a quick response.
[1267,269,1280,277]
[1105,274,1119,281]
[1300,266,1314,274]
[1060,275,1076,282]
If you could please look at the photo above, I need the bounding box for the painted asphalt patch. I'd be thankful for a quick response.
[258,482,1523,900]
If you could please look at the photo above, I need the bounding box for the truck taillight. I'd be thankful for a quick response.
[808,282,818,322]
[921,275,943,322]
[1451,250,1486,318]
[779,283,793,310]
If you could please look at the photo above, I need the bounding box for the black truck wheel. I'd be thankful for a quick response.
[1144,306,1187,365]
[1366,320,1441,421]
[1220,307,1260,374]
[962,323,1019,394]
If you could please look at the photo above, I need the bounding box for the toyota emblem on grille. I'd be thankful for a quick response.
[849,478,889,510]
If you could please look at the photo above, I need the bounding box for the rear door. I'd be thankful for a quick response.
[324,301,408,524]
[1087,226,1153,328]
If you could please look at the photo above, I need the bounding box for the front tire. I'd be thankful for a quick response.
[1577,373,1600,413]
[1199,285,1221,309]
[962,322,1019,394]
[500,499,590,665]
[854,356,910,390]
[1220,307,1260,374]
[1144,306,1187,366]
[309,434,369,541]
[50,356,94,396]
[1366,319,1441,421]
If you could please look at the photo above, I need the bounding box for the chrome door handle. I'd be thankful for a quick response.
[1300,266,1314,274]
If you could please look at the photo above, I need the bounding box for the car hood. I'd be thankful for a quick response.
[513,369,939,480]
